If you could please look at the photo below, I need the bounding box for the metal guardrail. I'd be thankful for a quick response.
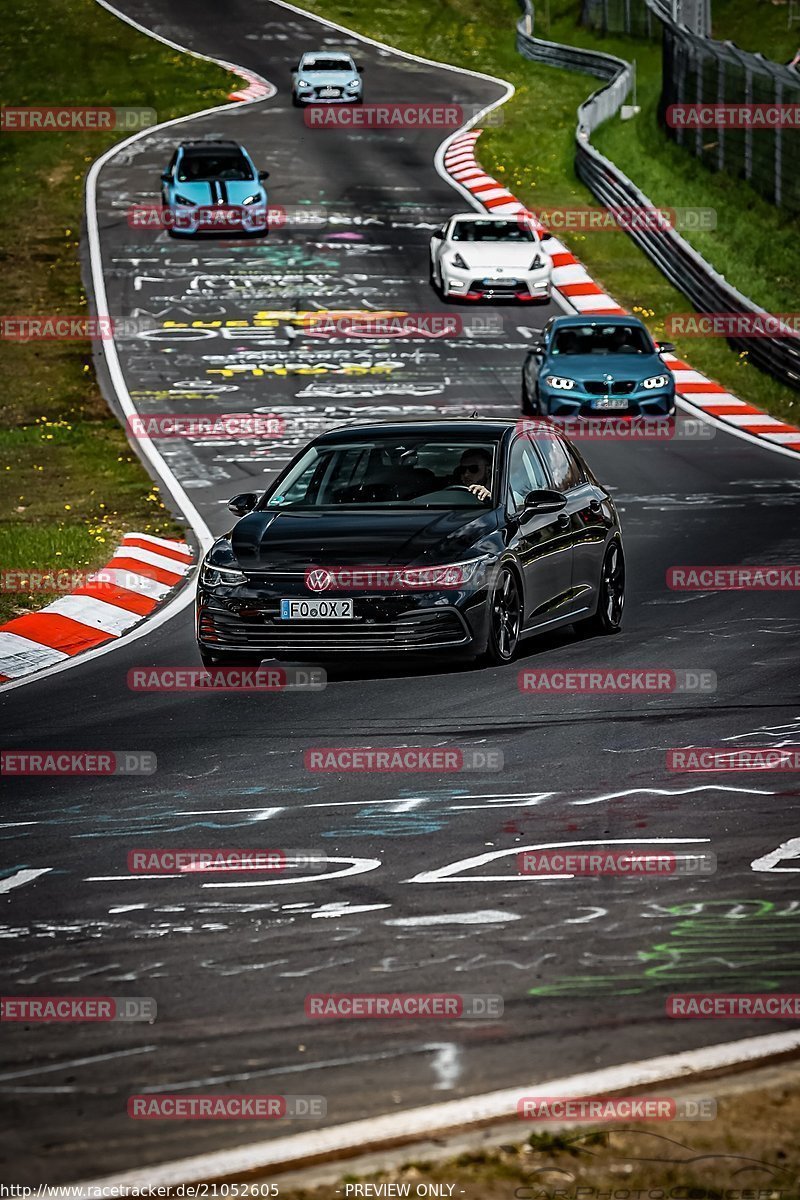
[514,0,800,393]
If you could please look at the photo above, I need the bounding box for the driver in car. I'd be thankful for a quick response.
[452,449,492,502]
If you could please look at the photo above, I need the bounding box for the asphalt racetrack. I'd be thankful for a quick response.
[1,0,799,1183]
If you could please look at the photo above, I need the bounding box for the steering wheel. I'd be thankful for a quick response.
[444,485,474,492]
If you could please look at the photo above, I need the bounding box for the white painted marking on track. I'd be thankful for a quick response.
[0,868,51,893]
[0,1045,157,1082]
[751,837,800,872]
[74,1030,800,1188]
[202,856,382,888]
[385,910,520,926]
[426,1042,462,1090]
[407,838,710,883]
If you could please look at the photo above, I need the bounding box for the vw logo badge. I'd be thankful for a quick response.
[307,568,333,592]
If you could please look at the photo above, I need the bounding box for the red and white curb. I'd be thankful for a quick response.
[228,66,274,102]
[0,534,193,685]
[442,130,800,454]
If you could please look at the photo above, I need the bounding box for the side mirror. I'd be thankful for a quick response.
[291,62,300,72]
[528,342,546,355]
[160,171,171,183]
[522,488,567,514]
[431,227,445,239]
[258,170,270,181]
[227,492,259,517]
[539,229,555,240]
[357,64,364,73]
[657,341,676,353]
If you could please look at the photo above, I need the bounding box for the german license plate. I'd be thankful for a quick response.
[320,87,340,97]
[280,598,353,620]
[592,397,628,410]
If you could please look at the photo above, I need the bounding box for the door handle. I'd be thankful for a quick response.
[557,513,570,528]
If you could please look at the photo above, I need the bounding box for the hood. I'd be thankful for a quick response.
[550,352,669,382]
[450,243,547,270]
[229,507,498,569]
[299,68,359,86]
[172,179,262,205]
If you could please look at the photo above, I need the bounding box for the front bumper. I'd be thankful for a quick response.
[539,384,675,418]
[442,265,552,302]
[196,577,490,656]
[294,89,362,104]
[167,205,269,236]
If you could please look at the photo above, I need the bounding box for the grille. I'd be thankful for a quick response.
[199,605,470,652]
[469,279,525,295]
[584,380,637,395]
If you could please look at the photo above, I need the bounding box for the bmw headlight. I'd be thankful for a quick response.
[174,194,197,207]
[347,78,361,90]
[545,375,576,390]
[642,374,671,390]
[200,560,247,587]
[451,252,469,270]
[529,254,544,270]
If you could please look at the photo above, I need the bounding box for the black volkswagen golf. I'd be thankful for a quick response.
[196,420,624,668]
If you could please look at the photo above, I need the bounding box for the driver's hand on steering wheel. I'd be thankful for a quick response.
[466,484,491,501]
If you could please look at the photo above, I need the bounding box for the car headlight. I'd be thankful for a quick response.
[200,561,247,587]
[297,79,310,87]
[397,559,489,589]
[451,253,469,270]
[347,78,361,90]
[529,254,544,270]
[241,194,261,205]
[545,375,576,390]
[642,374,671,389]
[174,194,197,207]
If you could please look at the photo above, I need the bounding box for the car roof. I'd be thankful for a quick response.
[313,420,527,444]
[446,212,532,223]
[301,49,354,59]
[179,140,244,153]
[550,313,646,328]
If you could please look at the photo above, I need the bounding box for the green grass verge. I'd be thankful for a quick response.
[0,0,239,623]
[303,0,799,429]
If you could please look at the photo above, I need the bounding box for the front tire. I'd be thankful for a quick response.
[483,566,522,665]
[578,541,625,636]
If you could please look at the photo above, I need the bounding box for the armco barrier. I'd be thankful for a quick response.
[515,0,800,393]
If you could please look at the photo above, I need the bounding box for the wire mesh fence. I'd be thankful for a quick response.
[581,0,800,212]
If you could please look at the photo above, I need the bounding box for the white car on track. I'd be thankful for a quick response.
[429,212,553,303]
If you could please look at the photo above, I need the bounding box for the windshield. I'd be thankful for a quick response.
[262,439,499,509]
[177,153,253,182]
[552,323,653,355]
[451,220,537,243]
[302,56,354,72]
